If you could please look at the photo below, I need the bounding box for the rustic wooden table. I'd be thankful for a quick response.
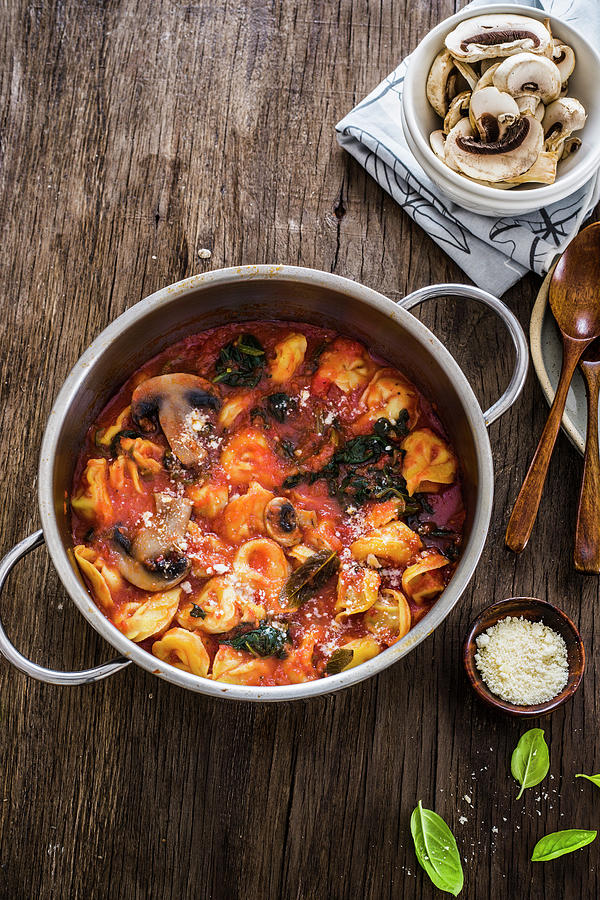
[1,1,598,898]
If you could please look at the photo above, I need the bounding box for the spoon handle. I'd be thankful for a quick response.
[574,368,600,573]
[506,337,588,553]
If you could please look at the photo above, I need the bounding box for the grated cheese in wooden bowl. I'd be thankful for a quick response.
[474,616,568,706]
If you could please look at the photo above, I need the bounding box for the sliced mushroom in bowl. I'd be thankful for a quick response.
[402,3,600,214]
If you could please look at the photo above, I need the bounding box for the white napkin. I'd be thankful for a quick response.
[335,0,600,295]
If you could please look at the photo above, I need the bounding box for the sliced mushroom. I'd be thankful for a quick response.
[472,62,501,93]
[469,86,519,141]
[443,90,471,134]
[515,95,541,117]
[451,60,479,91]
[445,114,544,182]
[131,374,221,467]
[264,497,302,547]
[552,41,575,84]
[445,14,552,62]
[430,129,447,161]
[561,136,582,160]
[493,52,561,104]
[113,493,193,591]
[501,150,558,184]
[480,57,503,75]
[426,49,458,118]
[542,97,586,151]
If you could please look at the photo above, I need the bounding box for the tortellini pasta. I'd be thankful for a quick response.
[332,637,381,671]
[71,458,112,525]
[178,577,242,634]
[95,406,131,447]
[232,538,290,597]
[218,393,254,429]
[354,368,419,432]
[364,588,411,641]
[119,588,182,641]
[211,646,275,685]
[335,564,381,620]
[350,521,422,566]
[109,456,143,494]
[402,552,449,605]
[312,337,375,394]
[185,481,229,518]
[401,428,457,496]
[120,436,164,476]
[270,333,307,383]
[220,428,282,489]
[152,628,210,677]
[74,545,120,610]
[220,482,274,542]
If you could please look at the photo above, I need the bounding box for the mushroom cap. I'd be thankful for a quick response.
[445,14,552,62]
[264,497,303,547]
[131,373,221,467]
[469,86,519,141]
[426,49,457,118]
[445,114,544,182]
[493,52,561,104]
[542,97,586,144]
[552,41,575,83]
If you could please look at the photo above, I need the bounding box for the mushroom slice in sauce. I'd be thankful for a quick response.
[444,114,544,182]
[445,14,552,62]
[264,497,303,547]
[492,52,561,105]
[113,493,193,591]
[131,374,221,467]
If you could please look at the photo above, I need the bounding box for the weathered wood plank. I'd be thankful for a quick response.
[0,1,598,898]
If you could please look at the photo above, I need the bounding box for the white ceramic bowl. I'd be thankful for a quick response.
[401,3,600,216]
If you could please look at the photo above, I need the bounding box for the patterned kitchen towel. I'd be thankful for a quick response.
[335,0,600,295]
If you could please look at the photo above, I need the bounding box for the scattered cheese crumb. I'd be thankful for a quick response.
[463,795,472,805]
[198,248,212,259]
[475,616,568,705]
[458,816,468,825]
[180,581,192,594]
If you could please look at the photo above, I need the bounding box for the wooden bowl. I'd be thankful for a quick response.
[463,597,585,717]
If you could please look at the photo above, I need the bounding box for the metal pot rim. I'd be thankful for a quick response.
[36,265,497,700]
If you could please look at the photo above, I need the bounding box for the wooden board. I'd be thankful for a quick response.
[0,2,598,898]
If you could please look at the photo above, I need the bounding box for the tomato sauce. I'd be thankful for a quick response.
[70,320,465,686]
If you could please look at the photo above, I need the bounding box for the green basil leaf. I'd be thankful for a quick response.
[576,773,600,789]
[325,649,354,675]
[410,801,463,896]
[511,729,550,799]
[531,829,597,862]
[280,550,339,609]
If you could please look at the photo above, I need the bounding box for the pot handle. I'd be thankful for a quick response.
[398,282,528,427]
[0,530,132,685]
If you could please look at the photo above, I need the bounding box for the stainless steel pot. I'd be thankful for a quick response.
[0,267,528,701]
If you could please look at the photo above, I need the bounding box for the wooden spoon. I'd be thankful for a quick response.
[506,221,600,553]
[574,339,600,573]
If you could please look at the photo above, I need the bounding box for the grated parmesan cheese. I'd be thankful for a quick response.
[475,616,568,706]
